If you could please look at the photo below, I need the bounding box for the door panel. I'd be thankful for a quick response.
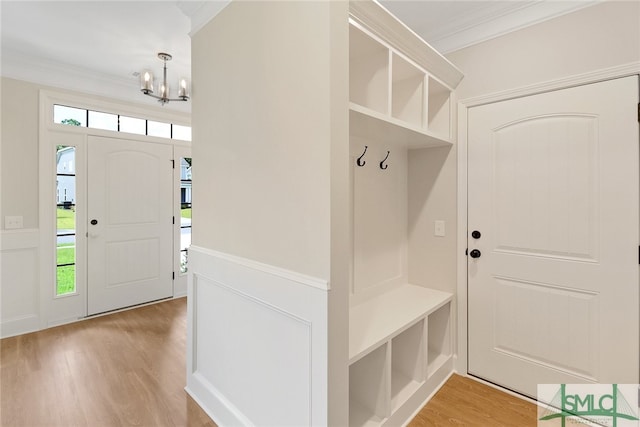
[468,76,639,397]
[87,136,173,315]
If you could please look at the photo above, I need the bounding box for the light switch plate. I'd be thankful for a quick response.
[434,220,445,237]
[5,215,23,229]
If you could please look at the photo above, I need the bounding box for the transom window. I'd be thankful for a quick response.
[53,104,191,141]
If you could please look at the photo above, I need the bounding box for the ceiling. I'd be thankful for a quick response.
[0,0,598,114]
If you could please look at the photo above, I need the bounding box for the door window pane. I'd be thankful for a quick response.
[88,110,118,131]
[148,120,171,138]
[120,115,146,135]
[56,145,76,295]
[54,105,86,127]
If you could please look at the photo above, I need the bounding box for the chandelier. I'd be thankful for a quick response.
[140,52,189,105]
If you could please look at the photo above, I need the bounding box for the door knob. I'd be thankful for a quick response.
[469,249,481,259]
[90,219,98,225]
[471,230,481,239]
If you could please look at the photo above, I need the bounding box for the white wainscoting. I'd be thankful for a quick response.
[1,229,40,338]
[186,246,329,426]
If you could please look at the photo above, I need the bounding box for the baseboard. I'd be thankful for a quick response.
[185,373,253,427]
[1,314,40,339]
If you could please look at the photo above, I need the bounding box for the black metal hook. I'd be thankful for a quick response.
[380,151,390,170]
[356,145,368,167]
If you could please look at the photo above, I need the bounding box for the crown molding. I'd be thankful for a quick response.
[1,47,191,114]
[350,0,464,90]
[431,0,602,54]
[176,0,232,36]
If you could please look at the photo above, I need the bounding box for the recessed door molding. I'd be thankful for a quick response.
[37,90,191,331]
[455,61,640,376]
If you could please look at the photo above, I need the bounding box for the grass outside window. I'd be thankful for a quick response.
[57,208,75,229]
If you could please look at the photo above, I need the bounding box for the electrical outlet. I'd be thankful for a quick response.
[434,220,445,237]
[5,216,23,229]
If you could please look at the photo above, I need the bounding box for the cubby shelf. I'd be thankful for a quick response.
[349,285,453,427]
[350,103,452,149]
[349,284,452,363]
[347,5,462,426]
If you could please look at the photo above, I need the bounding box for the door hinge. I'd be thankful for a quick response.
[171,159,175,169]
[172,271,175,280]
[637,103,640,122]
[172,216,175,224]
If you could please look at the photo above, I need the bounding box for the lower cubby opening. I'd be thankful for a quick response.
[391,320,425,411]
[350,344,389,427]
[427,302,451,377]
[349,285,453,426]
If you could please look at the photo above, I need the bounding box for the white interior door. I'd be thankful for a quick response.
[468,76,639,397]
[87,136,174,315]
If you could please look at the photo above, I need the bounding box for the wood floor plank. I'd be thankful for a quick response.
[0,298,217,427]
[409,374,538,426]
[2,298,537,426]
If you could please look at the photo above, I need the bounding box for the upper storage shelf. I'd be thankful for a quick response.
[349,24,389,116]
[348,5,463,148]
[349,103,451,149]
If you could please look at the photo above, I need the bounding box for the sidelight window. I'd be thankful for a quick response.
[56,145,76,295]
[180,157,192,273]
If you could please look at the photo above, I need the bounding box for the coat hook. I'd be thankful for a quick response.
[356,145,368,167]
[380,150,390,170]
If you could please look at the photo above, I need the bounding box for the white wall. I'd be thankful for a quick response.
[407,145,457,293]
[189,1,349,425]
[448,0,640,101]
[408,1,640,300]
[191,1,333,279]
[1,78,40,230]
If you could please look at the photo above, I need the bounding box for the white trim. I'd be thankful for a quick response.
[349,0,463,90]
[186,247,328,426]
[460,61,640,107]
[41,89,190,128]
[0,229,41,338]
[38,89,192,331]
[189,245,330,291]
[455,102,469,375]
[430,1,602,54]
[1,315,40,339]
[2,49,191,115]
[176,0,232,37]
[455,63,640,377]
[0,228,39,250]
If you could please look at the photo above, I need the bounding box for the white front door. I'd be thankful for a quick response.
[87,136,174,315]
[468,76,639,397]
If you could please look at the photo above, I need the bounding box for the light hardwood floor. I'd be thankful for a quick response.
[410,374,538,426]
[1,298,536,426]
[0,298,215,427]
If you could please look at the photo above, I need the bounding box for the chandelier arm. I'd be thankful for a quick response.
[141,92,189,103]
